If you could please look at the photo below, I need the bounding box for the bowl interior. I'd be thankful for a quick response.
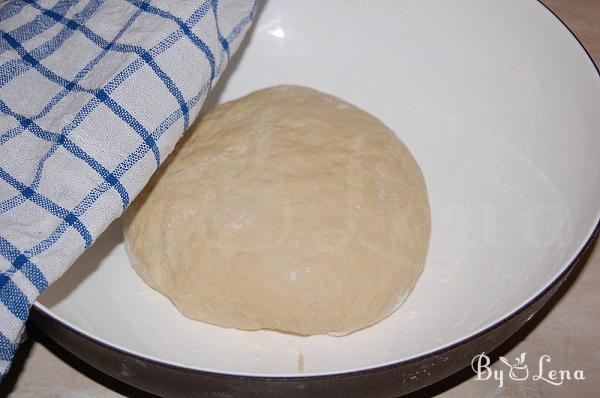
[38,0,600,376]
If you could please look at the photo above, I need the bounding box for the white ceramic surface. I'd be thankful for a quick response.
[36,0,600,377]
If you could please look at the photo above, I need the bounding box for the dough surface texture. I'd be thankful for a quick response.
[123,85,430,335]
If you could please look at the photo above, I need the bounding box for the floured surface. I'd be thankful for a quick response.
[123,85,431,335]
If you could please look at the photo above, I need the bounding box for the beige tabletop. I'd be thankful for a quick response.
[1,1,599,397]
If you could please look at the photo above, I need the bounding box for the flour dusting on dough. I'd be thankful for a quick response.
[228,214,251,230]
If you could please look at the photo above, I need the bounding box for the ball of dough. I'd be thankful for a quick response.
[123,85,430,335]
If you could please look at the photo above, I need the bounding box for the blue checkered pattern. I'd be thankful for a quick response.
[0,0,257,378]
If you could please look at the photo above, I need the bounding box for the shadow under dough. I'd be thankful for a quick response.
[40,218,123,308]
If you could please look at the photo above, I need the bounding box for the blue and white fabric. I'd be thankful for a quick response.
[0,0,258,378]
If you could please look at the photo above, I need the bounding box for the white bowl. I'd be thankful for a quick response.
[35,0,600,395]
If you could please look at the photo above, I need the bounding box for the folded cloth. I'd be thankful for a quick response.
[0,0,258,378]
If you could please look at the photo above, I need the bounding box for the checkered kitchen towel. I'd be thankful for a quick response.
[0,0,258,378]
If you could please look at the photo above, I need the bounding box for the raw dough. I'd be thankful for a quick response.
[123,85,430,335]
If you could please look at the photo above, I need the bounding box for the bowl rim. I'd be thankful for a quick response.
[32,0,600,381]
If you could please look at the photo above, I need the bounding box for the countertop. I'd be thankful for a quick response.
[1,1,599,397]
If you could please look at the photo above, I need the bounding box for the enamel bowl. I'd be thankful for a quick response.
[33,0,600,396]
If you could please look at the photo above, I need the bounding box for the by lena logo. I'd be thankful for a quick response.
[471,352,585,388]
